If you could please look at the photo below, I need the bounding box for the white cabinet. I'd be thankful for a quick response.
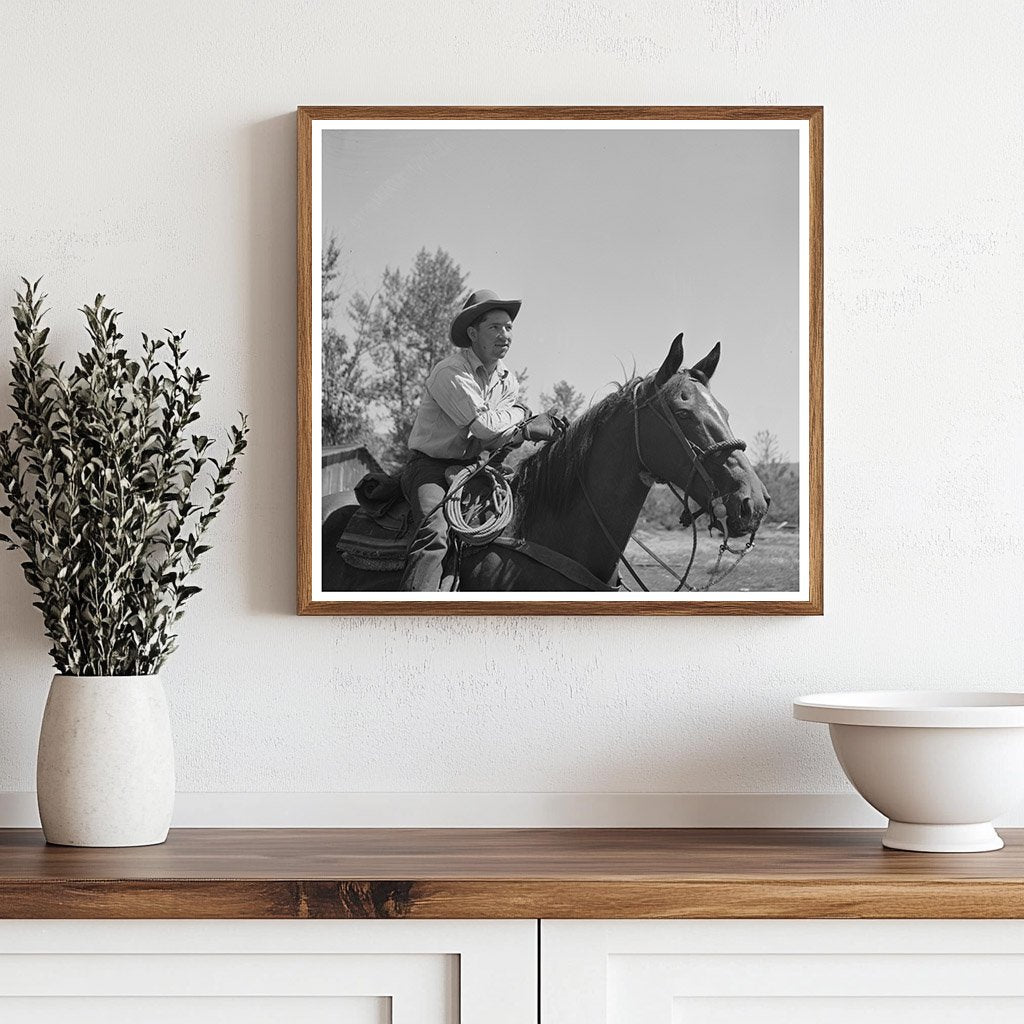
[0,920,536,1024]
[8,917,1024,1021]
[542,920,1024,1023]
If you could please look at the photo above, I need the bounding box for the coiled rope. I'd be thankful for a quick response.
[443,461,515,546]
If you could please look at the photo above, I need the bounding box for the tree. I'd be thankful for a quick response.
[540,379,587,420]
[752,429,785,469]
[351,248,468,466]
[321,236,373,447]
[751,429,799,526]
[513,365,530,404]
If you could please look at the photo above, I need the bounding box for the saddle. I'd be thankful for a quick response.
[336,466,617,592]
[335,465,512,573]
[336,472,413,572]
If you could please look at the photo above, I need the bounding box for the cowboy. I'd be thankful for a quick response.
[399,289,564,591]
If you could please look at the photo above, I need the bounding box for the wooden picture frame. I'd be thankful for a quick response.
[298,106,822,615]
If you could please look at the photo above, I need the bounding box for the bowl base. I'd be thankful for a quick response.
[882,821,1004,853]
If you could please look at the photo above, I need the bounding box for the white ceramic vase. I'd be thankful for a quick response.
[36,674,175,847]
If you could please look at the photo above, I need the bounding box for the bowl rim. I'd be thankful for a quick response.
[793,690,1024,727]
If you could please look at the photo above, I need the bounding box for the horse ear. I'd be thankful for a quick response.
[690,342,721,383]
[654,333,685,386]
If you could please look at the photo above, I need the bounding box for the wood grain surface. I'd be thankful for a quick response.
[296,105,823,616]
[1,827,1021,920]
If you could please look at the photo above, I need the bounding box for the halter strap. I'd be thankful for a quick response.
[632,379,747,498]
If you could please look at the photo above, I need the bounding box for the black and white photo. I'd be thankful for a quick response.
[297,107,822,614]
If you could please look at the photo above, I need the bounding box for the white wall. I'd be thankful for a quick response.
[1,0,1022,826]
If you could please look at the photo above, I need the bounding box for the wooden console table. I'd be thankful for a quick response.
[4,828,1024,1020]
[2,826,1023,919]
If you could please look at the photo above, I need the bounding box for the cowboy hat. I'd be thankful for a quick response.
[450,289,521,348]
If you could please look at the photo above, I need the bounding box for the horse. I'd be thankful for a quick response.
[322,334,771,592]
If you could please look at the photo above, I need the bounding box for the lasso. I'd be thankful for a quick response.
[442,459,515,546]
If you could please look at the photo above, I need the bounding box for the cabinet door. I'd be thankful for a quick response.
[542,919,1024,1023]
[0,919,535,1024]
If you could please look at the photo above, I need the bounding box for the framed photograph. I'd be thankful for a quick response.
[298,106,822,615]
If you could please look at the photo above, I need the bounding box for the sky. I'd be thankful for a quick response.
[321,125,801,459]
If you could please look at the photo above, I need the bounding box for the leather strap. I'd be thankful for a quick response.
[643,385,717,493]
[490,536,618,592]
[575,469,650,593]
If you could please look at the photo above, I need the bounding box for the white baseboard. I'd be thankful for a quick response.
[3,791,1021,829]
[0,791,883,828]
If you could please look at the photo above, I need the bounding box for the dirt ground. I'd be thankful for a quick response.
[622,525,800,593]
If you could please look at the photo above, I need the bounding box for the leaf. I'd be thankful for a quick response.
[0,282,248,674]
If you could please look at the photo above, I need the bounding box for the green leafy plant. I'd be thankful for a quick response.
[0,279,249,675]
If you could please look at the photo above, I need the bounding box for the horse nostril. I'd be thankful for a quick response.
[741,497,752,519]
[765,493,772,509]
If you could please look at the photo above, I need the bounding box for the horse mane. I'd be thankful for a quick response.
[512,370,696,532]
[513,382,639,531]
[516,368,708,528]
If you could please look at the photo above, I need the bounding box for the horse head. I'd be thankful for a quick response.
[639,333,770,538]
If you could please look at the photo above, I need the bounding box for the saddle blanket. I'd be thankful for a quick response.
[336,467,503,573]
[337,476,412,572]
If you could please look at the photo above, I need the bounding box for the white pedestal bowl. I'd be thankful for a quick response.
[793,691,1024,852]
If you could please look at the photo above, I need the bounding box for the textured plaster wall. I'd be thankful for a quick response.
[0,1,1022,811]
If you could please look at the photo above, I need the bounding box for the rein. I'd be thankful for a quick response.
[577,378,757,593]
[438,392,758,594]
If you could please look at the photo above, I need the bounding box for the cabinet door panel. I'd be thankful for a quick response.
[673,997,1024,1024]
[0,996,389,1024]
[543,920,1024,1023]
[0,919,536,1024]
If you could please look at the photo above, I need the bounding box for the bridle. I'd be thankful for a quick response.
[633,379,747,526]
[439,378,759,593]
[576,377,758,593]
